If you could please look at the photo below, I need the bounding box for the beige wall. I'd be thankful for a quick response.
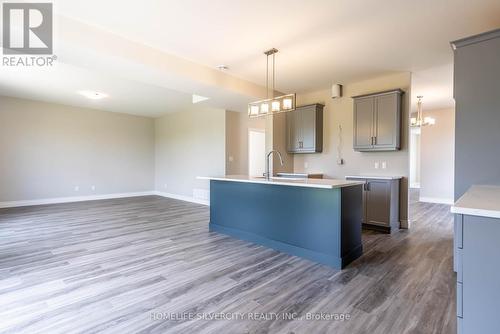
[225,111,293,176]
[155,107,225,200]
[0,96,155,202]
[271,113,294,173]
[420,108,455,203]
[409,127,421,188]
[225,111,266,175]
[1,73,412,214]
[293,73,411,224]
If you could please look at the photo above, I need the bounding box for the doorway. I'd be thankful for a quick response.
[410,127,421,190]
[248,129,266,177]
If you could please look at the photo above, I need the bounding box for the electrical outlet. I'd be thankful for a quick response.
[382,161,387,169]
[91,185,96,191]
[193,188,209,201]
[374,162,379,169]
[74,186,79,192]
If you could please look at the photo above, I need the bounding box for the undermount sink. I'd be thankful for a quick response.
[272,176,306,180]
[254,173,309,181]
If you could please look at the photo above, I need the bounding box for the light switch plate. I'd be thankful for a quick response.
[382,161,387,169]
[374,162,379,169]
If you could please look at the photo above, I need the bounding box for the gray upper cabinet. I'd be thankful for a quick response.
[353,89,403,152]
[286,104,323,153]
[353,97,374,150]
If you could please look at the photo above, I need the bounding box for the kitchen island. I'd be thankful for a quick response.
[198,175,365,269]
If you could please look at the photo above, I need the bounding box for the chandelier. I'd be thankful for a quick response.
[410,96,435,127]
[248,48,296,118]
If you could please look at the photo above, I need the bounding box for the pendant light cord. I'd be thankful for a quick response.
[266,54,269,99]
[273,53,275,98]
[338,124,343,161]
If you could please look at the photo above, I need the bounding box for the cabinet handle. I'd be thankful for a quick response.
[366,182,370,191]
[374,136,377,145]
[371,137,374,145]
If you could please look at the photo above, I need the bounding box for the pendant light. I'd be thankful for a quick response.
[248,48,296,117]
[410,96,435,127]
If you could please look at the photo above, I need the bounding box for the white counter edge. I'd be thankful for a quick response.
[197,176,364,189]
[451,185,500,219]
[345,175,403,180]
[450,206,500,219]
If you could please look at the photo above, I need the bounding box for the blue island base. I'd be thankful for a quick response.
[208,180,363,269]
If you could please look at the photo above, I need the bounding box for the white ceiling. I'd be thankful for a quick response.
[0,63,194,117]
[1,0,500,115]
[411,63,455,112]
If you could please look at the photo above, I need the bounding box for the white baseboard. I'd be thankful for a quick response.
[419,196,454,205]
[0,191,156,209]
[153,191,209,206]
[0,190,211,209]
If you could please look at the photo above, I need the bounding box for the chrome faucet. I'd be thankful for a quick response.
[265,150,284,180]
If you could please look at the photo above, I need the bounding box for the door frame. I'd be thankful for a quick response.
[248,128,266,177]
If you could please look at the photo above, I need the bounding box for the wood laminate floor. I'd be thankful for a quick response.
[0,190,455,334]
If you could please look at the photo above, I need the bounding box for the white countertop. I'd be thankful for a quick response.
[451,185,500,219]
[345,175,403,180]
[197,175,364,189]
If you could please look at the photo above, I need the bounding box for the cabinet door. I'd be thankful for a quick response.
[353,97,374,150]
[362,183,368,225]
[286,111,300,152]
[365,180,391,226]
[462,215,500,334]
[301,106,316,151]
[374,93,400,149]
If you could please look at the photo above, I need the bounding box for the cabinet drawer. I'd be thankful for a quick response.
[456,214,463,249]
[457,282,463,318]
[457,316,463,334]
[457,248,463,283]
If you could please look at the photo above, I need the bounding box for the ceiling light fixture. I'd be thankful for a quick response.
[248,48,296,118]
[192,94,210,104]
[410,96,435,127]
[78,90,108,100]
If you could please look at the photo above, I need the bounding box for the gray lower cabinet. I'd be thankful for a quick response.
[352,89,403,152]
[346,177,400,233]
[286,104,323,153]
[454,213,500,334]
